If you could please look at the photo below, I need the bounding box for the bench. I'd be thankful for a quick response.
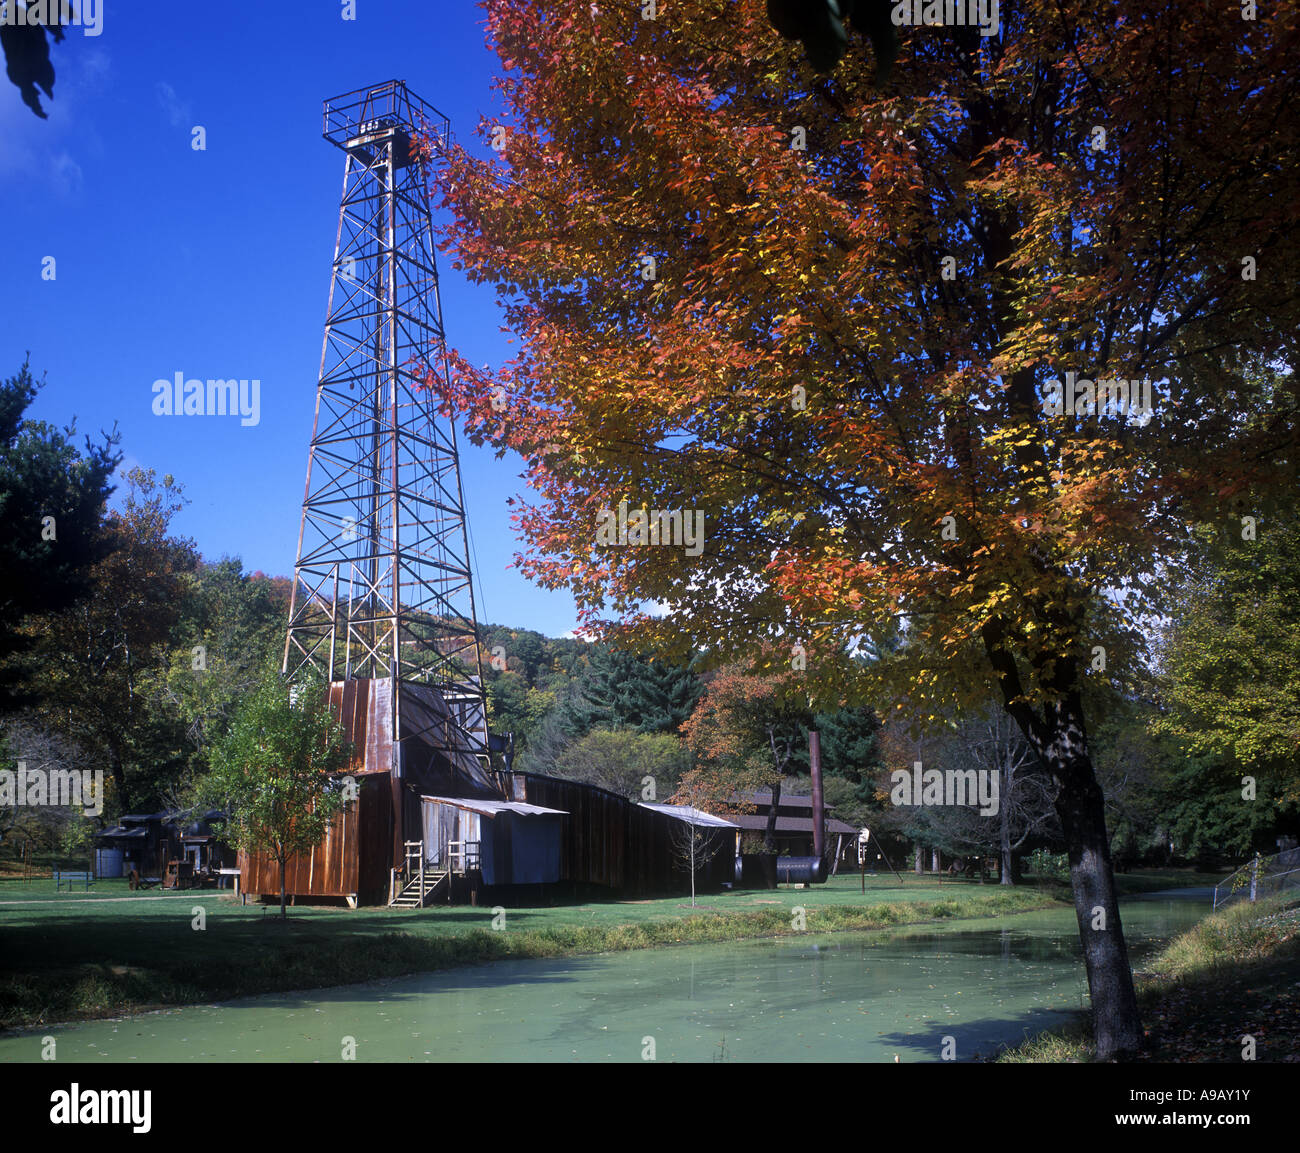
[53,869,93,892]
[216,867,241,895]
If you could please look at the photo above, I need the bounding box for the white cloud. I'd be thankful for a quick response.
[155,81,191,129]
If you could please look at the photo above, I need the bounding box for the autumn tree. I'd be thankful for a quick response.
[428,0,1299,1058]
[679,664,813,881]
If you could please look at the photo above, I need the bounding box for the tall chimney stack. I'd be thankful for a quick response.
[810,730,825,861]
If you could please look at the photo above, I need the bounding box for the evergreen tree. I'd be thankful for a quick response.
[564,647,701,735]
[0,362,121,712]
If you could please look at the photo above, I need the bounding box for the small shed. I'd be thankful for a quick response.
[638,803,740,887]
[421,795,566,886]
[94,813,181,880]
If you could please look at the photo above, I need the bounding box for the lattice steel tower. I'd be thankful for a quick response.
[284,80,489,769]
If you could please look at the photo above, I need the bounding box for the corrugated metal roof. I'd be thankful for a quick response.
[421,795,567,818]
[639,803,740,829]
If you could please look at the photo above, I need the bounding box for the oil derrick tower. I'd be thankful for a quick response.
[280,81,498,901]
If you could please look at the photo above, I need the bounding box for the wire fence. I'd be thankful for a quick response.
[1213,847,1300,910]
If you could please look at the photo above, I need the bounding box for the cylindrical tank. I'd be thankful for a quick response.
[95,847,124,879]
[776,856,827,885]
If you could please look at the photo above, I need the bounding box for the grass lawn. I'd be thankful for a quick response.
[998,891,1300,1062]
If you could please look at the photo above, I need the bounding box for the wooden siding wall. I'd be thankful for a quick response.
[512,774,627,887]
[507,773,736,894]
[239,773,393,904]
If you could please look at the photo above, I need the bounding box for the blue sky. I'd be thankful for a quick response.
[1,0,580,637]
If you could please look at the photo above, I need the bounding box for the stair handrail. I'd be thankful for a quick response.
[447,839,481,874]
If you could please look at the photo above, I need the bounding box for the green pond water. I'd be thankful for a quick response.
[0,891,1212,1063]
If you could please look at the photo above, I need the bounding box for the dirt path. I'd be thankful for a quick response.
[0,893,230,907]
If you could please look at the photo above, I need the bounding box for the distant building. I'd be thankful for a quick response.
[94,813,181,882]
[178,810,238,877]
[725,789,858,867]
[95,810,236,887]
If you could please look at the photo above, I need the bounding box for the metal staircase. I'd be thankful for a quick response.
[389,841,448,908]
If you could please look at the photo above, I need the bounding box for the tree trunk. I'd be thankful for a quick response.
[931,847,940,874]
[764,775,781,855]
[1055,756,1142,1058]
[914,844,923,875]
[983,620,1143,1059]
[279,857,287,919]
[1000,764,1014,885]
[108,743,129,812]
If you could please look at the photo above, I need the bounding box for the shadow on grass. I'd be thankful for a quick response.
[874,1008,1088,1063]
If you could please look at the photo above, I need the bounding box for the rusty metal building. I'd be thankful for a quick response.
[238,678,498,907]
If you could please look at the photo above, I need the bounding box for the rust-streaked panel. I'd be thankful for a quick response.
[328,678,393,776]
[239,767,392,901]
